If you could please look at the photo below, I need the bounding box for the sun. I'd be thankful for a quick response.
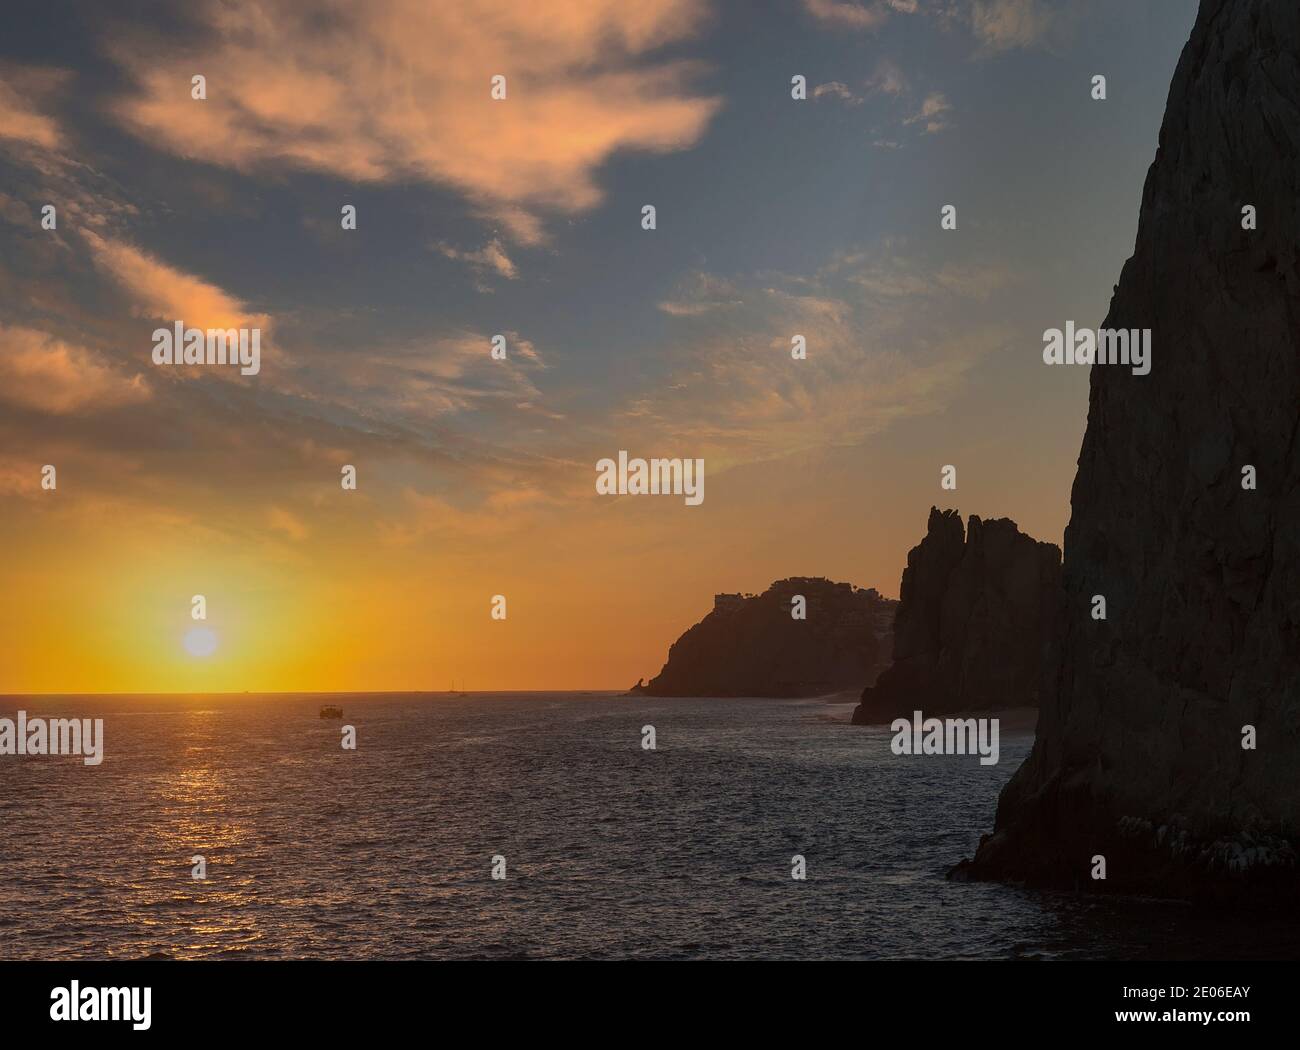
[183,626,219,657]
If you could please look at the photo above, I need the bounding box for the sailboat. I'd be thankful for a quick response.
[448,679,468,698]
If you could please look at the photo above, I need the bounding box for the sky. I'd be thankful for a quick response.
[0,0,1198,693]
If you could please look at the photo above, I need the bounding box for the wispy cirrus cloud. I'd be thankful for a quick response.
[377,484,570,546]
[657,272,744,316]
[613,242,1023,471]
[802,0,918,31]
[804,0,1059,54]
[312,330,548,421]
[267,506,310,542]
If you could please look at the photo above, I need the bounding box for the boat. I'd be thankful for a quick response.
[319,704,344,719]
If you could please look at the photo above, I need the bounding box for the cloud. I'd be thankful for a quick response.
[0,65,70,151]
[0,461,44,497]
[816,242,1018,296]
[595,244,1021,473]
[813,81,863,105]
[434,238,519,283]
[106,0,721,244]
[971,0,1053,52]
[904,91,953,133]
[0,191,35,225]
[858,61,947,141]
[865,59,908,97]
[657,272,743,316]
[813,82,854,102]
[803,0,917,30]
[608,322,989,473]
[0,325,152,414]
[268,506,310,541]
[805,0,1057,54]
[658,300,733,316]
[316,330,548,421]
[81,230,271,335]
[379,484,565,545]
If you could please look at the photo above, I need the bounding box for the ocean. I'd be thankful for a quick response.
[1,693,1295,960]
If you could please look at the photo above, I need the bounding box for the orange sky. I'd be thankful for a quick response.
[0,424,1077,692]
[0,0,1192,692]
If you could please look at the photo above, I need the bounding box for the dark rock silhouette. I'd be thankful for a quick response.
[852,508,1062,725]
[956,0,1300,901]
[643,578,897,697]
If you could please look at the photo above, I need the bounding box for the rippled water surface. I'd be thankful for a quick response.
[2,693,1296,960]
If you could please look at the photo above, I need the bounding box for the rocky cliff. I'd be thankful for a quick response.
[643,577,897,697]
[852,508,1062,725]
[956,0,1300,901]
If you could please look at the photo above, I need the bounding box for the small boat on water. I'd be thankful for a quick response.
[319,704,344,719]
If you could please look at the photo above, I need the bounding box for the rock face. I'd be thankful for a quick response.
[957,0,1300,901]
[644,578,897,697]
[852,508,1062,725]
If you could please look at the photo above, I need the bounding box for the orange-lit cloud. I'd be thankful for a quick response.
[378,485,565,547]
[813,81,864,105]
[107,0,721,243]
[972,0,1054,52]
[803,0,1057,54]
[433,239,519,283]
[81,230,271,335]
[0,2,1093,695]
[803,0,919,31]
[904,91,953,133]
[0,64,69,150]
[0,325,151,414]
[267,506,310,542]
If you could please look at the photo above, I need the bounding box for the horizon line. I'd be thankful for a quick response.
[0,688,632,698]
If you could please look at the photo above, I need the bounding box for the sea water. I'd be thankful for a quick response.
[0,693,1295,960]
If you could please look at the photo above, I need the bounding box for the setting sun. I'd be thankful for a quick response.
[183,626,218,658]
